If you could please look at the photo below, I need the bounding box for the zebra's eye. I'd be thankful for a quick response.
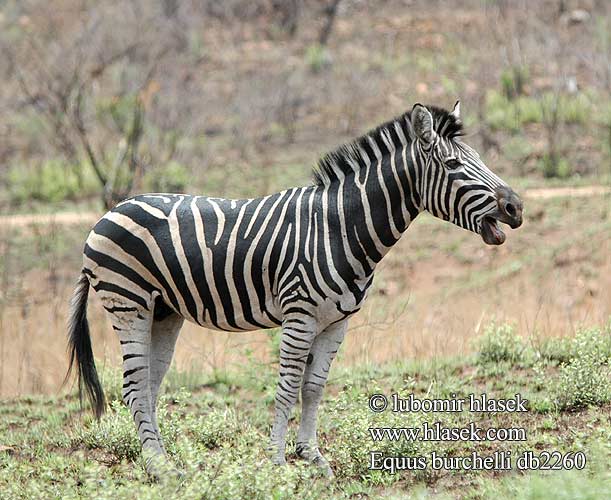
[444,158,462,170]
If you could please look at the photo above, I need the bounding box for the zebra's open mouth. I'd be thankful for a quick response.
[480,216,506,245]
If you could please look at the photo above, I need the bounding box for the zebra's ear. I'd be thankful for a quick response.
[450,100,461,120]
[411,104,436,145]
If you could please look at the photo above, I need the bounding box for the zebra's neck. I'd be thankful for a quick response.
[315,116,423,280]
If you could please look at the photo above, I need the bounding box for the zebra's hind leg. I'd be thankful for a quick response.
[106,295,172,480]
[296,320,347,477]
[149,305,184,453]
[268,315,317,466]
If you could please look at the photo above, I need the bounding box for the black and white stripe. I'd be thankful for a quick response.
[67,100,522,478]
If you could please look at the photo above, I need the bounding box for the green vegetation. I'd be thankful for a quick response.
[476,322,611,413]
[143,161,191,193]
[8,160,99,204]
[484,90,591,132]
[476,322,524,364]
[500,65,530,100]
[305,44,330,73]
[1,322,610,499]
[554,327,611,411]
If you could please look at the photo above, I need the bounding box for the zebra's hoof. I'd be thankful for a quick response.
[266,444,287,466]
[271,456,287,466]
[311,455,334,478]
[147,465,185,483]
[296,446,334,478]
[145,454,181,482]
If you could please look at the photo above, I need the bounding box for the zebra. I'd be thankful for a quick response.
[67,101,523,478]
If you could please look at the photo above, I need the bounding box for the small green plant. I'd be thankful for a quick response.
[191,409,241,449]
[484,90,518,131]
[305,44,330,72]
[476,322,524,364]
[484,90,590,133]
[536,336,573,364]
[500,65,529,100]
[164,363,207,393]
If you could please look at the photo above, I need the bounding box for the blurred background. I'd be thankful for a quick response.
[0,0,609,397]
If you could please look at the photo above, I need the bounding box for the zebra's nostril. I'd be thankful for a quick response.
[504,202,516,217]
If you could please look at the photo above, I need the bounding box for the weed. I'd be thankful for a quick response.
[570,325,611,364]
[476,322,524,364]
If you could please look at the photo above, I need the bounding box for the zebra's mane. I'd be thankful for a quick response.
[312,104,463,186]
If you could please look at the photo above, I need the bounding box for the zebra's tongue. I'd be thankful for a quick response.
[481,216,506,245]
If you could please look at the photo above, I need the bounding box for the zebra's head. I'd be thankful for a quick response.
[410,101,523,245]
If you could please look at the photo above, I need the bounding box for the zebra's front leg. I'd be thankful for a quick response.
[296,320,347,477]
[268,316,317,466]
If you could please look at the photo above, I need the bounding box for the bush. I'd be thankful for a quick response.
[484,90,519,131]
[305,44,331,73]
[143,161,190,193]
[8,159,99,204]
[484,90,591,132]
[539,155,572,179]
[500,65,529,99]
[554,357,610,411]
[536,336,573,364]
[190,409,241,449]
[553,325,611,411]
[74,401,141,462]
[570,325,611,364]
[476,322,524,364]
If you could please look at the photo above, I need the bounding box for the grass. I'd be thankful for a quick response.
[0,322,610,499]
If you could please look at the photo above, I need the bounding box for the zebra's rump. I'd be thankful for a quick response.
[82,192,303,332]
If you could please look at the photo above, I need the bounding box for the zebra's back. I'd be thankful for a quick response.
[82,191,313,332]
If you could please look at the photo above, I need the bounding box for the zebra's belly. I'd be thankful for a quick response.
[189,296,283,332]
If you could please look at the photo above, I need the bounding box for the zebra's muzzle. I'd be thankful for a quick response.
[495,186,523,229]
[480,186,523,245]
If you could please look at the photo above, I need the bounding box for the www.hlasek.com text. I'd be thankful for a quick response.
[369,422,527,442]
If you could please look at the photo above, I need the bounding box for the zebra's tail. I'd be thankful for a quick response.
[65,272,106,419]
